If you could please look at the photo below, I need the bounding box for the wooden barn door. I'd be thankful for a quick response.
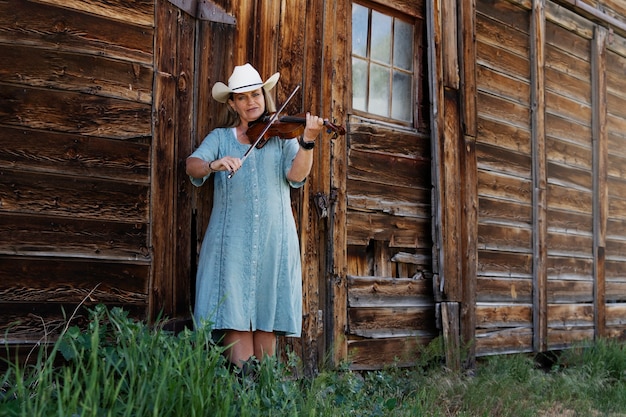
[337,0,436,370]
[152,0,236,320]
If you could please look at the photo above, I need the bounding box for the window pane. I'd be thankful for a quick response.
[352,58,368,112]
[394,19,414,71]
[392,70,412,122]
[370,11,391,64]
[368,63,390,116]
[352,4,368,57]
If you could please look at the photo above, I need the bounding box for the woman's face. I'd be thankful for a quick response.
[229,88,266,124]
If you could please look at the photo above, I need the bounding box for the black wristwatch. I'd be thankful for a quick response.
[298,136,315,150]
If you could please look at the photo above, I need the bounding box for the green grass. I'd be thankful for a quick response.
[2,306,626,416]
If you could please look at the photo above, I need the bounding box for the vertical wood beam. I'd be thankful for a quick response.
[173,8,196,317]
[427,0,445,302]
[459,0,477,367]
[152,0,179,319]
[326,0,350,368]
[530,0,548,352]
[429,0,470,369]
[592,26,608,339]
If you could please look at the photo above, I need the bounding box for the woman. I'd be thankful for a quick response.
[186,63,324,369]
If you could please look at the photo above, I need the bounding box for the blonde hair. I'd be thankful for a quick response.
[217,89,277,128]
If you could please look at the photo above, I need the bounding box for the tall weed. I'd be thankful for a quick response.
[2,307,626,417]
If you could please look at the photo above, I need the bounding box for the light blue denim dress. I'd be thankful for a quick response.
[190,127,304,337]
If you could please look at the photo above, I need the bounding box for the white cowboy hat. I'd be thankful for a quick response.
[211,63,280,103]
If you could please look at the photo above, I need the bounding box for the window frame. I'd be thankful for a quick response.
[350,0,424,129]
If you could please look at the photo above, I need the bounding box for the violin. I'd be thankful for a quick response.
[228,84,345,179]
[247,112,346,149]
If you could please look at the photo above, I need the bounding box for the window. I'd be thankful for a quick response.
[352,3,416,124]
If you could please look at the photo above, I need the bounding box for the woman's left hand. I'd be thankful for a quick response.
[302,112,325,142]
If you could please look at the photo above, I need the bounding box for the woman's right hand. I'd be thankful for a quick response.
[210,156,242,174]
[186,156,242,178]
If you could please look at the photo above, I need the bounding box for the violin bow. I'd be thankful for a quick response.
[228,84,301,179]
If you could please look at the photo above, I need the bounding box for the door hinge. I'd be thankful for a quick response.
[167,0,237,25]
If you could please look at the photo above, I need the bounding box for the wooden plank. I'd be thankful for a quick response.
[476,142,532,178]
[348,117,431,158]
[172,6,196,318]
[606,260,626,280]
[347,178,430,218]
[478,250,533,277]
[369,0,425,18]
[0,169,149,222]
[477,40,531,80]
[546,136,592,171]
[545,66,592,104]
[440,89,462,301]
[545,112,592,146]
[545,90,592,126]
[476,303,533,328]
[477,117,531,152]
[476,11,530,60]
[477,277,533,303]
[35,0,154,27]
[477,66,530,104]
[348,148,429,188]
[547,328,594,350]
[0,84,151,139]
[0,45,152,103]
[442,0,459,88]
[0,302,146,343]
[478,169,532,204]
[546,232,593,257]
[547,303,594,327]
[606,304,626,326]
[547,279,593,303]
[545,1,595,40]
[151,0,178,319]
[477,0,531,33]
[547,255,594,279]
[475,327,533,355]
[348,276,433,307]
[0,256,149,304]
[546,183,592,214]
[477,91,531,129]
[592,26,608,338]
[0,0,153,64]
[347,211,430,248]
[348,306,436,337]
[0,213,149,260]
[547,162,593,190]
[478,223,532,251]
[347,335,435,370]
[441,301,461,370]
[325,0,351,368]
[0,126,150,182]
[479,197,532,225]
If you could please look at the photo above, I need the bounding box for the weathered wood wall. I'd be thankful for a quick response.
[4,0,626,373]
[0,0,154,345]
[472,0,626,356]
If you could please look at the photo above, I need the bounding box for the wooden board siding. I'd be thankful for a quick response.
[475,0,534,355]
[544,11,595,350]
[346,111,435,367]
[473,0,626,356]
[0,0,154,343]
[605,34,626,338]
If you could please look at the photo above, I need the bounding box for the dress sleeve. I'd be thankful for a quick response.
[188,129,221,187]
[282,138,306,188]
